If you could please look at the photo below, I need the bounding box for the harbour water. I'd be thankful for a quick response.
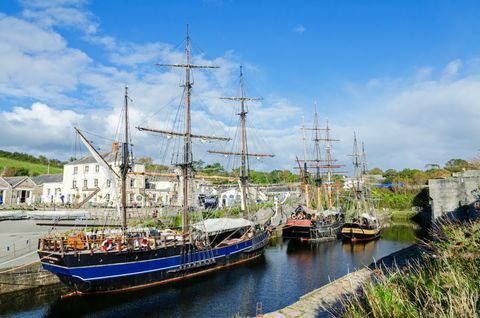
[1,222,422,318]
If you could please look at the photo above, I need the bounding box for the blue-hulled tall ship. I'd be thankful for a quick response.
[37,29,270,295]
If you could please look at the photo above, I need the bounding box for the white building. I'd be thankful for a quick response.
[61,146,180,207]
[32,174,64,204]
[62,149,147,207]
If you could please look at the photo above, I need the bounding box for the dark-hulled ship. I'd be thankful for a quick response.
[340,135,380,243]
[37,30,270,295]
[283,109,344,241]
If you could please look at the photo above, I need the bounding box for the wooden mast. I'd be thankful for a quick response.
[120,85,132,231]
[319,120,345,210]
[302,116,310,209]
[136,26,222,233]
[352,132,363,217]
[208,66,274,219]
[361,141,368,175]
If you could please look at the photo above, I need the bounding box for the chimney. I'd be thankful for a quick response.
[112,142,119,153]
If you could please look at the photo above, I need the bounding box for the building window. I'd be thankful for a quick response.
[47,189,51,196]
[84,165,89,173]
[73,166,78,174]
[95,165,100,173]
[83,179,88,188]
[130,179,135,188]
[72,180,77,189]
[106,179,111,187]
[130,193,134,202]
[105,194,110,201]
[94,179,99,187]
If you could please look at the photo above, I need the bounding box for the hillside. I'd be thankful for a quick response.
[0,157,63,176]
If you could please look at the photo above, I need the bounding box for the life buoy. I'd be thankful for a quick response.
[140,237,149,248]
[101,239,113,251]
[149,238,156,249]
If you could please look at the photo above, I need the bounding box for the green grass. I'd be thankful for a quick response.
[0,157,63,176]
[342,219,480,317]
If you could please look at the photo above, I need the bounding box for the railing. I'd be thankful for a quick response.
[38,232,195,254]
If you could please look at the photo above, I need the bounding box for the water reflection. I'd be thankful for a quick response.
[2,222,420,318]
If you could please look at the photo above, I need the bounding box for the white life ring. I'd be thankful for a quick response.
[140,237,149,248]
[101,239,114,251]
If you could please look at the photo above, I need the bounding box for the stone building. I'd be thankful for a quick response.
[1,176,36,205]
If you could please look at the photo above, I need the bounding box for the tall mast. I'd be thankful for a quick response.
[361,142,368,175]
[319,120,345,210]
[239,66,249,216]
[137,26,221,233]
[325,121,333,209]
[209,66,274,218]
[182,27,192,233]
[301,116,310,208]
[313,106,323,212]
[352,132,364,216]
[120,85,131,231]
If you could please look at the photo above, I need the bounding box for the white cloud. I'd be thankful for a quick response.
[332,59,480,170]
[292,25,306,34]
[442,59,462,78]
[20,0,98,34]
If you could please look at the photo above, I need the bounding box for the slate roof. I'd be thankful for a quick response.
[31,174,63,185]
[3,176,29,187]
[65,152,118,166]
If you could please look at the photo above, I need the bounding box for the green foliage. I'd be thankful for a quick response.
[342,220,480,318]
[136,157,169,172]
[0,157,63,176]
[444,158,469,172]
[0,150,63,167]
[371,188,416,210]
[368,167,383,175]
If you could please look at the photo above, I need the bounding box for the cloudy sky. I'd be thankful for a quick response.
[1,0,480,173]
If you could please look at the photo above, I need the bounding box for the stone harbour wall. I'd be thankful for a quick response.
[0,262,59,295]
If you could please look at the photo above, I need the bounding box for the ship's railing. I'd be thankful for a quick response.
[38,229,254,254]
[38,232,194,254]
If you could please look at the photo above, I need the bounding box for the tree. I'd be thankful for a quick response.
[136,157,153,166]
[383,169,397,184]
[203,163,225,175]
[368,167,383,175]
[444,158,469,173]
[192,160,205,171]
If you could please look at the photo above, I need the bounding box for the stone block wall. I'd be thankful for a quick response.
[0,262,59,295]
[429,170,480,221]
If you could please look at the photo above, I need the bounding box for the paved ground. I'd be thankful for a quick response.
[0,220,83,269]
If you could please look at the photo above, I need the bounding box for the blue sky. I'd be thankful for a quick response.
[1,0,480,172]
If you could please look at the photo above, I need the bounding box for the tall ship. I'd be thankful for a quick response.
[340,134,380,243]
[37,30,269,295]
[283,107,344,241]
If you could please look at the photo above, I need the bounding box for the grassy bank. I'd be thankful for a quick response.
[0,157,63,176]
[342,219,480,317]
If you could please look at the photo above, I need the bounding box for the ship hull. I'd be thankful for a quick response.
[282,219,342,241]
[38,231,268,295]
[340,223,380,243]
